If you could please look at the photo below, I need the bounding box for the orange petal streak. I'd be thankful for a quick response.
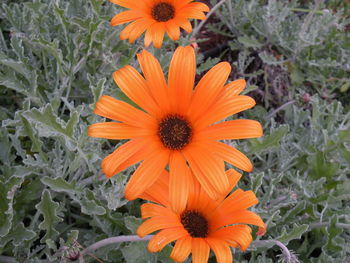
[191,238,210,263]
[205,141,253,172]
[211,225,253,251]
[137,216,182,237]
[169,151,191,214]
[124,149,170,200]
[206,238,232,263]
[168,46,195,114]
[195,95,256,129]
[88,122,152,140]
[93,95,156,128]
[113,66,161,116]
[101,139,149,178]
[197,119,263,140]
[188,62,231,121]
[140,203,176,219]
[148,227,189,252]
[211,210,265,232]
[170,236,192,263]
[184,145,229,197]
[137,50,169,112]
[110,10,143,26]
[139,170,170,207]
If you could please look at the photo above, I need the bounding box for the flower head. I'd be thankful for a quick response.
[109,0,209,48]
[137,169,266,262]
[88,46,263,208]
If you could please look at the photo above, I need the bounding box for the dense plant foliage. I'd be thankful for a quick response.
[0,0,349,262]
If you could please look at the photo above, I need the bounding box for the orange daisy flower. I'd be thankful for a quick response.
[88,46,263,207]
[137,169,266,263]
[109,0,209,48]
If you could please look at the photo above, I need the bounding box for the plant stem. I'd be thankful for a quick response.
[0,256,18,263]
[191,0,229,39]
[82,235,153,254]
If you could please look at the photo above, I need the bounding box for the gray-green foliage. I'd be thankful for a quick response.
[0,0,349,262]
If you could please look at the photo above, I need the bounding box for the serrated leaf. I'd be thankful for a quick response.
[121,242,157,263]
[76,189,106,215]
[250,125,289,152]
[277,224,309,244]
[20,115,45,155]
[124,216,142,234]
[238,35,263,48]
[41,177,79,194]
[36,190,63,242]
[0,177,24,237]
[88,74,106,105]
[22,104,79,150]
[3,223,36,246]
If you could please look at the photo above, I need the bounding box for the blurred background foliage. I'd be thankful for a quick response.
[0,0,349,262]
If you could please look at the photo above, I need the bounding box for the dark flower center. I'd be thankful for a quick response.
[158,115,192,150]
[181,210,209,238]
[151,2,175,22]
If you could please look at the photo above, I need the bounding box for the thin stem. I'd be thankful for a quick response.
[82,235,153,254]
[191,0,229,39]
[253,239,292,261]
[265,100,296,120]
[310,222,350,230]
[0,256,18,263]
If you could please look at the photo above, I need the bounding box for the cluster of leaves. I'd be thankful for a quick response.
[209,0,350,109]
[0,0,349,262]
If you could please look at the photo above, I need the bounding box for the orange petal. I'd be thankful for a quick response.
[211,225,253,251]
[170,236,192,263]
[139,170,170,207]
[109,0,147,10]
[178,7,207,19]
[88,122,152,140]
[184,2,209,12]
[226,169,242,191]
[168,46,195,115]
[137,215,182,237]
[179,19,192,33]
[183,147,219,200]
[216,190,259,215]
[165,20,180,40]
[147,227,189,252]
[110,10,143,26]
[120,19,150,41]
[188,62,231,121]
[148,22,165,48]
[223,79,246,96]
[204,141,253,172]
[124,149,170,200]
[101,139,149,178]
[137,50,169,112]
[140,203,175,219]
[184,144,229,197]
[195,95,256,129]
[144,27,153,47]
[113,66,161,117]
[206,237,232,263]
[197,119,263,140]
[211,210,265,232]
[128,19,155,43]
[169,151,191,214]
[191,238,210,263]
[93,95,156,128]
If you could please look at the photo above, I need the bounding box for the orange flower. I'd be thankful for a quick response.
[137,169,266,263]
[88,46,263,206]
[109,0,209,48]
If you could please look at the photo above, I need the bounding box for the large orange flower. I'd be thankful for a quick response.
[109,0,209,48]
[88,46,263,207]
[137,169,266,263]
